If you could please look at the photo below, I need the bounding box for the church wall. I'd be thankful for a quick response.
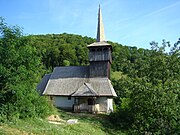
[52,96,112,113]
[96,97,107,112]
[107,98,113,112]
[96,97,113,113]
[53,96,74,109]
[89,48,111,62]
[89,61,109,77]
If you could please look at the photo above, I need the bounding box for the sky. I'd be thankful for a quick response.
[0,0,180,49]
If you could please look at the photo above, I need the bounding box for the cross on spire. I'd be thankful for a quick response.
[96,4,106,42]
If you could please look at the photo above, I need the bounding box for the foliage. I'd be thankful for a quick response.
[110,39,180,134]
[0,17,54,122]
[27,33,93,70]
[130,78,179,134]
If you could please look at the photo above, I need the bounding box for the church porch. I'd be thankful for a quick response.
[73,97,99,113]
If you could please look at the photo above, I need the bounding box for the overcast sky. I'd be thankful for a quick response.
[1,0,180,49]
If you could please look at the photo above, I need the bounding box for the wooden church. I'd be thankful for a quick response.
[38,5,117,113]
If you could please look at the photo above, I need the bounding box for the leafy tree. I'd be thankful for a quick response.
[0,17,54,122]
[110,39,180,134]
[27,33,93,70]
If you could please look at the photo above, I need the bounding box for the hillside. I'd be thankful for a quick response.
[0,110,125,135]
[27,33,149,73]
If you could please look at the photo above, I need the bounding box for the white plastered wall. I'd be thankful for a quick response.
[107,98,113,112]
[52,96,113,113]
[96,97,113,113]
[53,96,74,109]
[96,97,107,112]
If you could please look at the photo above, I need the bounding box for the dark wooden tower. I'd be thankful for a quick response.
[87,5,112,78]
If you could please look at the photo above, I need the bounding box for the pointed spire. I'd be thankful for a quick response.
[96,4,106,42]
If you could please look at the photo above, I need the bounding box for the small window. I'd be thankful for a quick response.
[68,96,71,100]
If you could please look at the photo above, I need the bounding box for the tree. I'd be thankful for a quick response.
[110,39,180,134]
[0,17,54,122]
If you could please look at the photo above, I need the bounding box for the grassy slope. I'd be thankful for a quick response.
[0,110,126,135]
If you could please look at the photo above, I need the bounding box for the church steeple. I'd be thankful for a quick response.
[96,5,105,42]
[87,5,112,78]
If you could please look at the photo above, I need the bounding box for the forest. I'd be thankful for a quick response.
[0,17,179,134]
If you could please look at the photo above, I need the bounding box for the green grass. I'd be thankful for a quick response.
[0,110,126,135]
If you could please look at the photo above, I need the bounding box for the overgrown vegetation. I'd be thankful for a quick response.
[0,17,55,122]
[0,17,179,134]
[111,40,180,134]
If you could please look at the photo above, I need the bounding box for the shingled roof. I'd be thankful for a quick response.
[37,74,51,95]
[38,66,117,97]
[71,83,98,97]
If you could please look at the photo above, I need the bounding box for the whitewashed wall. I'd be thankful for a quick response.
[53,96,74,109]
[107,98,113,112]
[96,97,107,112]
[96,97,113,112]
[52,96,113,112]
